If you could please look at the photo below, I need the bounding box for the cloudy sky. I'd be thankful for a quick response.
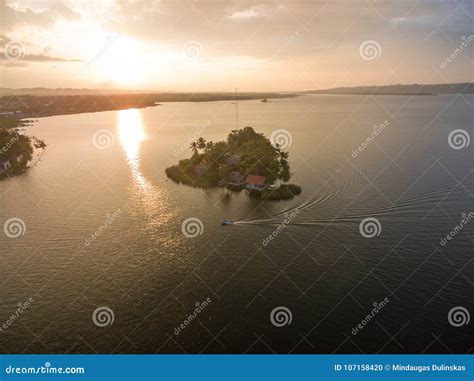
[0,0,472,91]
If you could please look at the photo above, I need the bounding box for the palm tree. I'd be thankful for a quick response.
[189,141,199,156]
[197,137,207,150]
[278,150,290,182]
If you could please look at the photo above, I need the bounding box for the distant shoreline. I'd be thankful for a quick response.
[304,92,436,96]
[0,92,298,120]
[302,82,473,96]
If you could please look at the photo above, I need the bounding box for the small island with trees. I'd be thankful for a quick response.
[165,127,302,200]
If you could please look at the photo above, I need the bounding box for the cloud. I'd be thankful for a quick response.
[228,9,261,20]
[0,0,79,33]
[0,51,82,64]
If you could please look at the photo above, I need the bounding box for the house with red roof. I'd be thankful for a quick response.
[245,174,267,191]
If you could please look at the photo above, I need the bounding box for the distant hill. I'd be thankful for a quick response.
[303,83,474,96]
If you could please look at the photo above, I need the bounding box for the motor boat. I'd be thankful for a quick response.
[221,220,234,225]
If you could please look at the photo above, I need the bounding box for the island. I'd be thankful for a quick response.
[165,127,302,200]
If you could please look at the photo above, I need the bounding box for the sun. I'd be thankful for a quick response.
[92,37,145,86]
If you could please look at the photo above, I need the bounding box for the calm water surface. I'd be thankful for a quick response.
[1,95,472,353]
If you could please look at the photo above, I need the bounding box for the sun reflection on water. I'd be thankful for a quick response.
[118,108,150,191]
[117,108,176,234]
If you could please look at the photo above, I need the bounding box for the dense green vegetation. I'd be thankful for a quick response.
[0,117,42,179]
[165,127,301,200]
[262,184,302,200]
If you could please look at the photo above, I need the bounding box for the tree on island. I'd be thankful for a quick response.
[166,126,301,200]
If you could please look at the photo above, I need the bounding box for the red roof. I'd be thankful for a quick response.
[245,175,266,186]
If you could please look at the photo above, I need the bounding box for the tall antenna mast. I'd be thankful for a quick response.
[235,87,238,130]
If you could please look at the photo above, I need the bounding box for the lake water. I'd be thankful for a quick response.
[1,94,472,353]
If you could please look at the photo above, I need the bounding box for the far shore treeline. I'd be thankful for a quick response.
[166,127,302,200]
